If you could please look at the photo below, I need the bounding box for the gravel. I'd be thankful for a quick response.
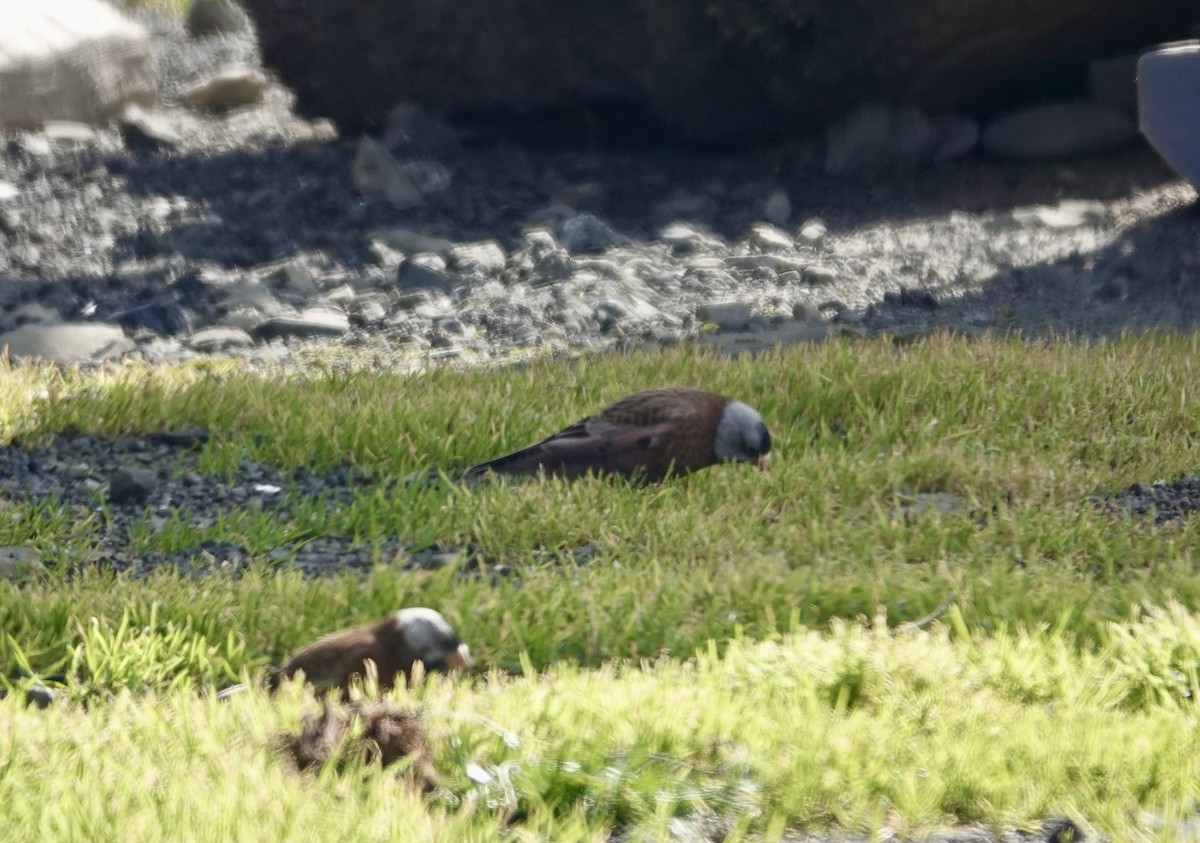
[0,10,1195,567]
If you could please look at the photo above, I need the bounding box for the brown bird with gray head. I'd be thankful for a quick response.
[463,387,771,483]
[267,608,474,698]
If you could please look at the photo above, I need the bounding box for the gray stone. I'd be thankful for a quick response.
[187,327,254,352]
[1011,200,1107,228]
[184,67,267,112]
[658,223,723,254]
[11,302,61,326]
[264,260,319,297]
[322,284,357,304]
[397,256,461,294]
[802,265,839,285]
[448,241,507,275]
[366,226,453,255]
[747,222,794,251]
[0,322,135,364]
[0,546,42,581]
[252,308,350,341]
[0,0,156,129]
[111,300,193,336]
[352,136,450,210]
[982,102,1136,161]
[108,467,157,505]
[797,218,828,247]
[724,254,809,273]
[185,0,250,37]
[696,301,753,329]
[1139,42,1200,191]
[559,213,622,254]
[792,301,823,322]
[43,121,96,143]
[117,104,182,152]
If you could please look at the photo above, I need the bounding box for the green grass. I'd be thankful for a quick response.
[3,333,1200,839]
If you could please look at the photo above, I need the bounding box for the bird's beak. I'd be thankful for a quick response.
[445,644,474,672]
[755,453,771,471]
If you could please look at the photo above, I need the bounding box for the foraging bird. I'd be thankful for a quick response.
[463,387,771,483]
[217,608,473,700]
[268,608,473,697]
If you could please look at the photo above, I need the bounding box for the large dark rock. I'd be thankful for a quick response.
[239,0,1196,146]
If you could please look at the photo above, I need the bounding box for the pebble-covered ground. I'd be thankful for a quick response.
[1,11,1198,581]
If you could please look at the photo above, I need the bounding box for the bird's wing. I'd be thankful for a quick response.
[464,418,678,479]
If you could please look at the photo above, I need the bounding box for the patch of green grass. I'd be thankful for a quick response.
[4,613,1200,841]
[3,333,1200,838]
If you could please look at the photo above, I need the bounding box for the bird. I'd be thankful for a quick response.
[462,387,772,483]
[218,608,473,700]
[268,607,474,697]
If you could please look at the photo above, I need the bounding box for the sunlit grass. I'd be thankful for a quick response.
[2,333,1200,838]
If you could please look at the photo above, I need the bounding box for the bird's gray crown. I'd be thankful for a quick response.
[395,607,460,657]
[713,401,771,463]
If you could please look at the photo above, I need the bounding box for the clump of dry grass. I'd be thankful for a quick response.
[279,699,437,790]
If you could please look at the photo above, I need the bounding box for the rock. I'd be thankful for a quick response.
[763,190,791,227]
[826,102,938,176]
[238,0,1197,145]
[381,102,462,161]
[797,219,828,247]
[982,102,1137,161]
[111,300,194,335]
[1089,52,1140,116]
[1139,42,1200,191]
[724,254,809,274]
[792,301,823,322]
[559,213,622,254]
[447,241,506,276]
[107,467,157,505]
[264,260,319,298]
[252,308,350,341]
[885,287,941,309]
[0,182,18,202]
[0,0,156,129]
[1011,200,1107,228]
[366,227,453,255]
[10,302,61,326]
[187,326,254,352]
[0,546,42,581]
[747,222,793,251]
[696,301,753,329]
[184,67,267,112]
[0,323,135,364]
[185,0,250,37]
[352,136,451,210]
[117,104,183,152]
[658,223,723,255]
[43,121,96,143]
[802,265,839,285]
[397,256,461,294]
